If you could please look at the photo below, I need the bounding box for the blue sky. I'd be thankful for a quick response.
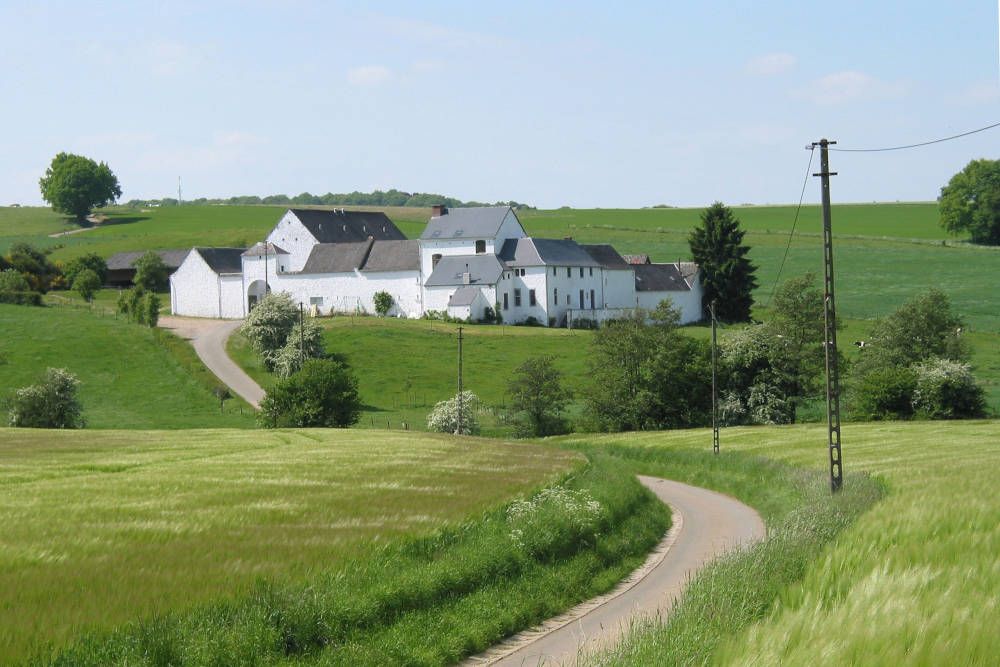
[2,1,998,208]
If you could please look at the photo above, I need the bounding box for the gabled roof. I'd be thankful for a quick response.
[106,249,189,271]
[242,241,289,257]
[678,261,700,281]
[448,286,485,307]
[580,244,629,269]
[425,254,504,287]
[194,248,245,274]
[634,263,693,292]
[362,240,420,272]
[420,206,516,240]
[300,240,373,274]
[497,237,600,267]
[289,208,406,243]
[623,254,651,265]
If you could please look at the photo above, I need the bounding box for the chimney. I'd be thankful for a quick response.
[563,236,573,241]
[431,204,447,217]
[462,272,471,285]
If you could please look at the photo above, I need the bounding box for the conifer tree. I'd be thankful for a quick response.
[688,201,757,322]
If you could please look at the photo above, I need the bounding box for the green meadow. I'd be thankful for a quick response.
[567,420,1000,665]
[0,428,582,662]
[0,303,255,428]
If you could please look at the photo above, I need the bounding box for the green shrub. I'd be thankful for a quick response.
[7,367,85,428]
[852,365,917,420]
[259,358,361,428]
[373,291,393,317]
[63,253,108,286]
[116,287,159,326]
[912,358,986,419]
[72,268,102,302]
[132,251,169,292]
[0,269,41,305]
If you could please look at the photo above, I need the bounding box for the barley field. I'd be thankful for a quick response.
[0,427,578,662]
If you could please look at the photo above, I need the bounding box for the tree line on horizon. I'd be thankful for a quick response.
[122,189,533,210]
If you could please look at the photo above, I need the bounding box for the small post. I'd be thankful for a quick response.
[299,302,305,364]
[711,299,719,455]
[456,326,464,435]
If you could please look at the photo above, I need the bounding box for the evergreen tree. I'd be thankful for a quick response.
[688,202,757,322]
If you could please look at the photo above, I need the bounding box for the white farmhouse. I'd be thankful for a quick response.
[169,206,704,325]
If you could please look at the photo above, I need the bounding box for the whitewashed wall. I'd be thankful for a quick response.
[419,240,483,279]
[494,267,549,324]
[635,288,703,323]
[268,269,422,317]
[170,251,224,318]
[266,211,318,272]
[541,264,604,326]
[219,275,245,319]
[446,290,490,321]
[602,269,638,309]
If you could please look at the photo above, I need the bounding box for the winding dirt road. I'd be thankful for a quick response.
[468,476,765,666]
[158,316,265,408]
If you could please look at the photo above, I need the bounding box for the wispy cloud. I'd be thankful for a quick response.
[796,70,907,105]
[958,81,1000,104]
[146,39,204,77]
[744,52,796,76]
[347,65,391,86]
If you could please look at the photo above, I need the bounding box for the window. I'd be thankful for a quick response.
[310,296,323,306]
[514,289,522,307]
[554,288,558,304]
[589,267,593,277]
[566,267,571,278]
[579,289,584,308]
[503,292,509,310]
[566,294,570,305]
[590,289,595,310]
[432,253,442,268]
[553,267,557,276]
[579,267,584,278]
[529,289,536,306]
[475,240,486,254]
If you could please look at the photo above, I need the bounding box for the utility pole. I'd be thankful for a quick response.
[299,302,304,362]
[813,138,843,493]
[456,326,464,435]
[711,299,719,455]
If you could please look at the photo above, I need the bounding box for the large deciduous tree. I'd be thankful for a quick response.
[939,158,1000,245]
[689,202,757,322]
[39,152,122,222]
[259,358,361,428]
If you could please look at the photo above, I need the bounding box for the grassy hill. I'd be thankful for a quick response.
[565,419,1000,665]
[0,427,581,662]
[0,303,255,429]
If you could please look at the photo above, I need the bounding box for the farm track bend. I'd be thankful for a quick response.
[468,476,765,666]
[159,316,265,408]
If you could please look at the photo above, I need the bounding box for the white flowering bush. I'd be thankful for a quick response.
[912,358,986,419]
[8,368,85,428]
[506,485,604,561]
[426,391,480,435]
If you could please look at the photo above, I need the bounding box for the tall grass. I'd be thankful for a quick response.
[36,455,669,666]
[567,420,1000,666]
[0,428,578,662]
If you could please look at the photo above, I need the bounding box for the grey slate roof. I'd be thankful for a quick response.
[448,286,484,307]
[420,206,515,240]
[242,241,288,257]
[300,241,373,274]
[425,254,504,287]
[634,263,692,292]
[194,248,245,274]
[362,240,420,272]
[290,208,406,243]
[497,237,600,267]
[106,249,189,270]
[580,244,629,268]
[623,254,651,265]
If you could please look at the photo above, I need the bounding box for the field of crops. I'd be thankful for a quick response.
[0,427,581,662]
[565,419,1000,665]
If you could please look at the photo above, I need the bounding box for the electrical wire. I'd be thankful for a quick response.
[766,145,815,307]
[829,120,1000,152]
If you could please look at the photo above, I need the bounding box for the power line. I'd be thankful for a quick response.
[767,145,815,307]
[829,120,1000,153]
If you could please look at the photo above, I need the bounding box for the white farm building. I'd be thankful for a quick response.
[169,206,703,325]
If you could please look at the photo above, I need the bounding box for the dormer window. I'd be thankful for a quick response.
[475,240,486,254]
[432,253,442,268]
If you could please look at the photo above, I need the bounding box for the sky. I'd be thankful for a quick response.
[1,1,999,209]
